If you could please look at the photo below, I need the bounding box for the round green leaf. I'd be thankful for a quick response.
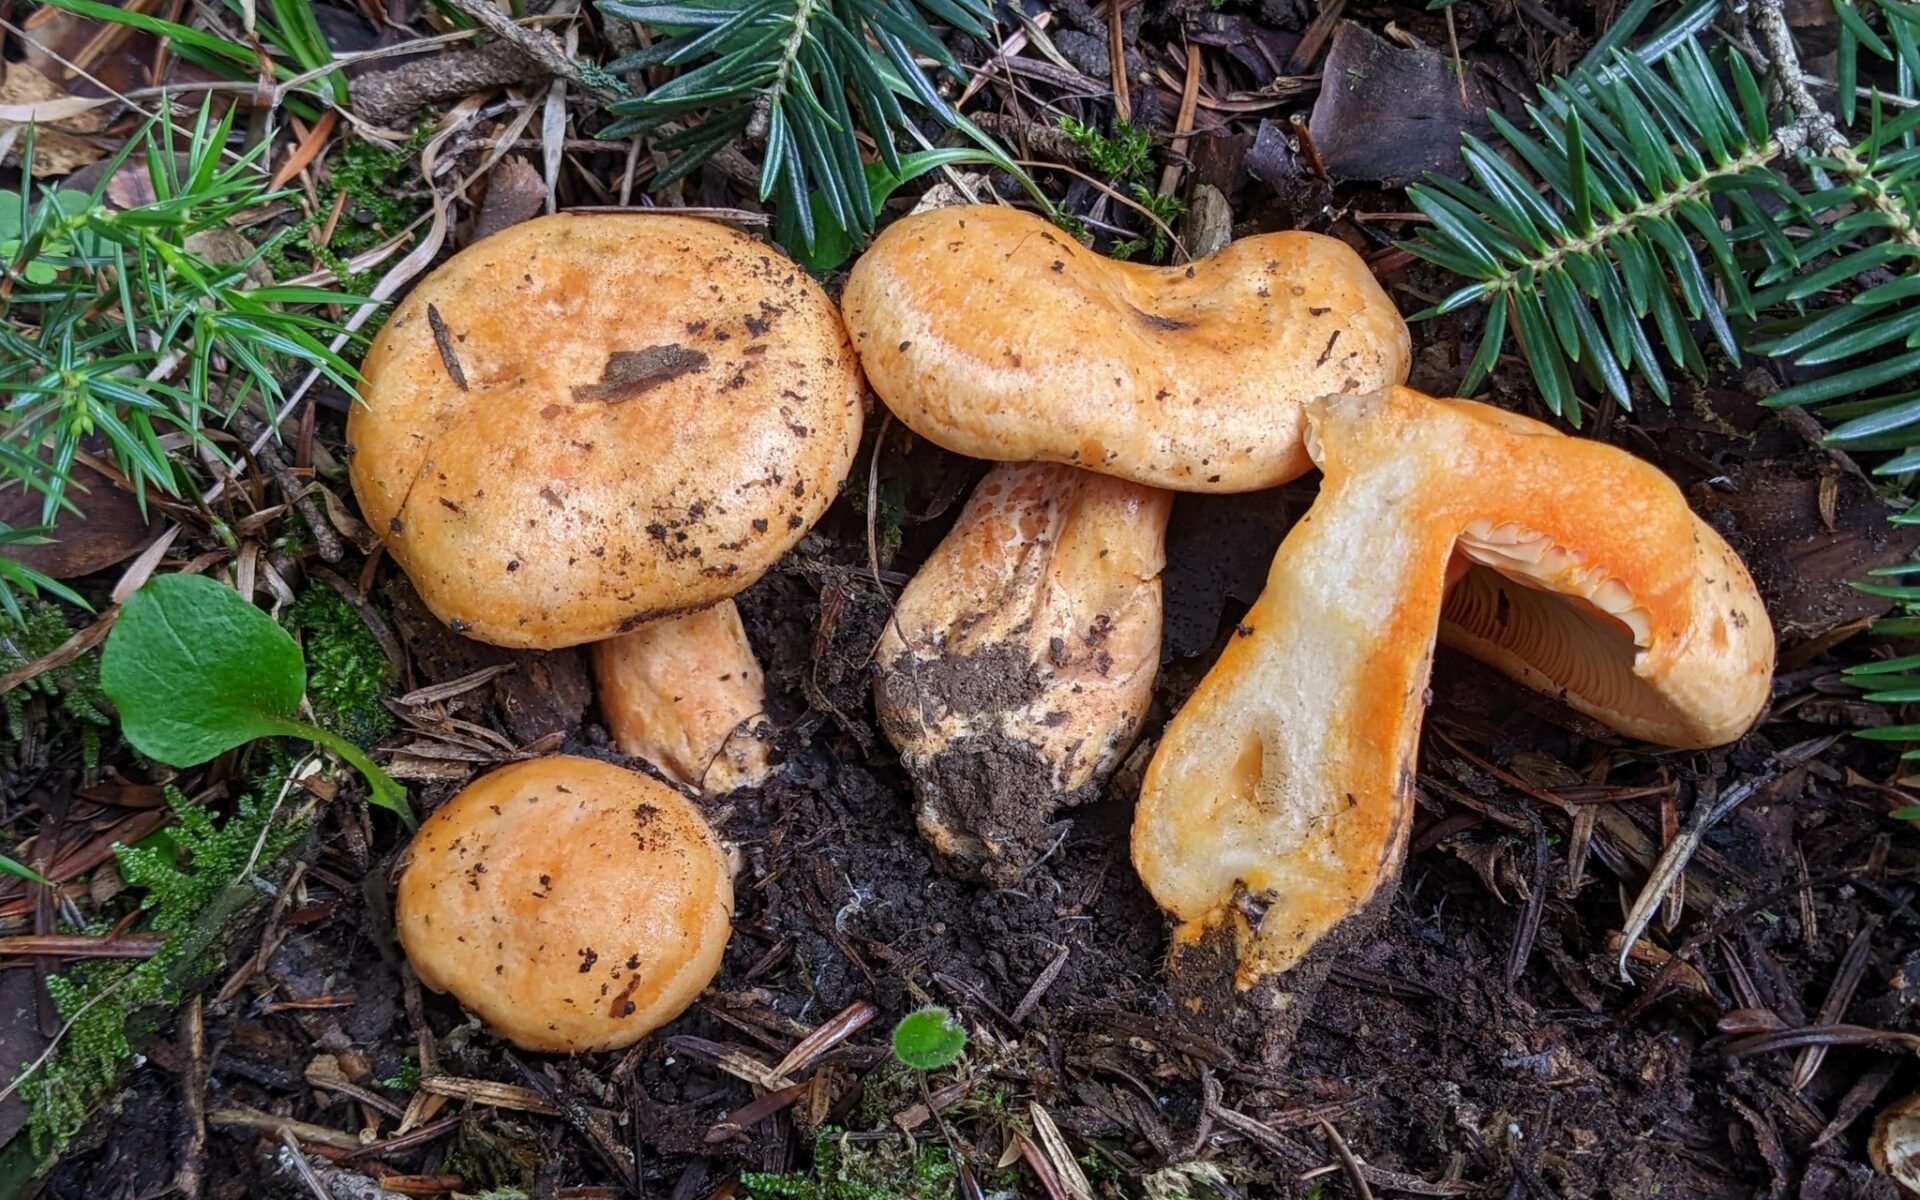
[102,572,308,766]
[891,1007,966,1070]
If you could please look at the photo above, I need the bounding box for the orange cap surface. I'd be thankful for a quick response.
[396,755,732,1053]
[841,204,1409,492]
[350,213,865,648]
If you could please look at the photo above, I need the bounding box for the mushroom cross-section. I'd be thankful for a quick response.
[395,754,733,1053]
[1132,386,1773,1045]
[349,213,865,791]
[843,205,1410,879]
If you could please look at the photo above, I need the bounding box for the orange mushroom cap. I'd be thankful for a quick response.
[841,204,1410,492]
[349,213,865,649]
[1134,387,1773,1021]
[396,755,732,1053]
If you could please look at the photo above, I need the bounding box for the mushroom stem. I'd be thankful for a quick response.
[591,600,775,794]
[876,462,1171,882]
[1133,387,1773,1055]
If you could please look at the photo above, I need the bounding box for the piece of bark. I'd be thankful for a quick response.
[1306,21,1495,187]
[1245,119,1332,229]
[0,463,160,579]
[1693,473,1920,642]
[472,156,548,241]
[351,41,548,126]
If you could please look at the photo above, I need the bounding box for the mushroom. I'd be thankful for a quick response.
[395,754,732,1052]
[1872,1093,1920,1196]
[843,204,1410,877]
[841,203,1412,491]
[1132,386,1773,1049]
[349,213,865,792]
[873,462,1171,881]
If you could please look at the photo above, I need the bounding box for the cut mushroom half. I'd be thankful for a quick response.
[1132,387,1773,1049]
[843,204,1410,876]
[874,462,1171,882]
[349,213,865,792]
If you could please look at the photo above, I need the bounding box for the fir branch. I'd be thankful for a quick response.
[596,0,1023,252]
[0,103,369,621]
[1402,39,1791,419]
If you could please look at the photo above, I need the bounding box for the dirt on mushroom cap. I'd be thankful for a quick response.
[840,204,1410,492]
[348,213,865,649]
[394,754,733,1054]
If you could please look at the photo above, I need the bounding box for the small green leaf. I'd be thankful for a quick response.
[101,574,412,825]
[0,855,49,886]
[891,1006,967,1070]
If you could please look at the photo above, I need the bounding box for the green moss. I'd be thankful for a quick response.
[1058,116,1153,182]
[1054,120,1185,263]
[1111,185,1186,265]
[741,1131,958,1200]
[0,603,109,766]
[323,127,434,257]
[23,770,308,1158]
[262,125,433,287]
[442,1118,548,1195]
[286,586,395,749]
[379,1055,422,1092]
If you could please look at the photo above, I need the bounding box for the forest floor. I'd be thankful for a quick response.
[4,0,1920,1197]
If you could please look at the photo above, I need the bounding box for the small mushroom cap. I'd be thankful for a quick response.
[395,754,732,1054]
[350,213,865,649]
[840,205,1409,492]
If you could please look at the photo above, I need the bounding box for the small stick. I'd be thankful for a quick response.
[176,995,207,1200]
[1444,5,1468,108]
[425,304,468,392]
[278,1130,338,1200]
[439,0,619,101]
[1105,0,1129,123]
[1318,1121,1376,1200]
[212,1107,364,1152]
[1157,41,1202,200]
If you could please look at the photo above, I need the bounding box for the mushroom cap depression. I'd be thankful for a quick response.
[350,213,865,649]
[840,204,1410,492]
[1134,387,1773,1005]
[395,755,733,1053]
